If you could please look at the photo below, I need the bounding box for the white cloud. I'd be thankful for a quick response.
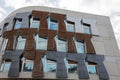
[0,7,7,22]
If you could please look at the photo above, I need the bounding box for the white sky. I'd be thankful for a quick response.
[0,0,120,49]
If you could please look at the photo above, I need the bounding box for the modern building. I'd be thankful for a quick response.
[0,6,119,80]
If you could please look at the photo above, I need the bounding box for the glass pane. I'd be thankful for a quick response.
[50,21,58,30]
[56,39,67,52]
[68,64,77,73]
[23,62,33,72]
[45,63,56,72]
[35,35,47,50]
[15,20,22,29]
[42,56,56,73]
[75,41,84,54]
[31,21,40,28]
[83,25,91,34]
[88,65,96,74]
[16,37,26,49]
[67,23,74,32]
[3,62,11,72]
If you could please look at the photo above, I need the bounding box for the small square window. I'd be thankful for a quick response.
[35,35,47,50]
[75,40,85,54]
[14,19,22,29]
[22,58,33,72]
[30,17,40,28]
[68,63,77,73]
[50,20,58,30]
[66,21,75,32]
[83,24,91,34]
[55,36,67,52]
[16,36,26,49]
[0,61,11,72]
[87,63,97,74]
[42,56,56,73]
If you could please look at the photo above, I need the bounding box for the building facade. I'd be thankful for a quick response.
[0,6,119,80]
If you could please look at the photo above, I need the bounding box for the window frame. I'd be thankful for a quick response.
[82,23,91,34]
[14,19,22,29]
[30,17,40,29]
[66,21,75,32]
[55,35,67,52]
[49,19,58,30]
[0,61,11,72]
[86,62,97,74]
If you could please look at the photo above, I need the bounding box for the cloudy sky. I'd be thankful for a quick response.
[0,0,120,49]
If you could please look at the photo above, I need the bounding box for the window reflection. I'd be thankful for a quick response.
[83,24,91,34]
[87,65,96,74]
[35,35,47,50]
[55,35,67,52]
[42,56,56,73]
[66,21,75,32]
[0,61,11,72]
[22,57,33,72]
[16,36,26,49]
[30,17,40,28]
[50,20,58,30]
[14,19,22,29]
[75,39,85,54]
[68,64,77,73]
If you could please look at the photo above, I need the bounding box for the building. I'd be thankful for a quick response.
[0,6,119,80]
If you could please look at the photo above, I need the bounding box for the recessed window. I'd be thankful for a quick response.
[16,36,26,50]
[1,39,8,53]
[87,63,97,74]
[83,24,91,34]
[67,61,77,73]
[14,19,22,29]
[55,35,67,52]
[0,61,11,72]
[42,56,56,73]
[66,21,75,32]
[49,20,58,30]
[75,39,85,54]
[35,35,47,50]
[21,57,33,72]
[30,17,40,28]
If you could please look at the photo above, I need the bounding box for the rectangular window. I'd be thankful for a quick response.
[42,56,56,73]
[14,19,22,29]
[50,20,58,30]
[87,63,97,74]
[83,24,91,34]
[55,36,67,52]
[75,40,85,54]
[30,17,40,28]
[0,61,11,72]
[35,35,47,50]
[68,64,77,73]
[1,39,8,53]
[22,58,33,72]
[16,36,26,49]
[66,21,75,32]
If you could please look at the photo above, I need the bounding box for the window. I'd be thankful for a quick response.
[55,36,67,52]
[75,39,85,54]
[42,56,56,73]
[68,64,77,73]
[0,61,11,72]
[30,17,40,28]
[83,24,91,34]
[1,39,8,53]
[35,35,47,50]
[21,57,33,72]
[14,19,22,29]
[16,36,26,49]
[66,21,75,32]
[87,63,97,74]
[49,20,58,30]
